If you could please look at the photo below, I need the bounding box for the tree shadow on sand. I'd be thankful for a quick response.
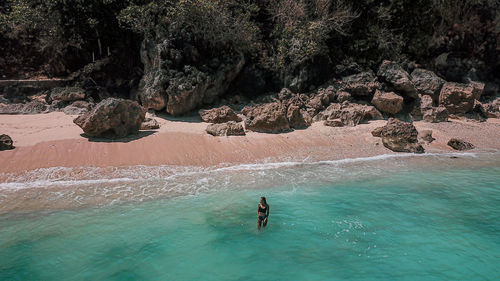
[81,131,156,143]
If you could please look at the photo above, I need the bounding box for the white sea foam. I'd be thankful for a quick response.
[0,151,484,191]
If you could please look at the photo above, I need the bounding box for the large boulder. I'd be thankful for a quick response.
[439,82,484,114]
[73,98,146,138]
[410,69,445,101]
[317,102,383,127]
[0,134,14,150]
[377,60,417,98]
[206,121,245,136]
[377,118,424,153]
[49,87,86,103]
[242,102,290,133]
[340,71,380,97]
[448,138,475,150]
[137,71,168,111]
[199,105,241,123]
[371,90,404,114]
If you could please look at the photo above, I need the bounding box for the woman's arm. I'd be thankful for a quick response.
[266,205,270,217]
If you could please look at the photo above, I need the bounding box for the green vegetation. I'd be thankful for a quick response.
[1,0,498,85]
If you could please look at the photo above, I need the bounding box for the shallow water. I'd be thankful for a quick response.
[1,153,499,280]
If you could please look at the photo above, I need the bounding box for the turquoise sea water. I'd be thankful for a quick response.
[1,153,499,280]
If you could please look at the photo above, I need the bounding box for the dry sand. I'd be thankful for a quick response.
[1,112,500,175]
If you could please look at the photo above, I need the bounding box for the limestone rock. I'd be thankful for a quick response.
[448,138,475,150]
[199,105,241,123]
[73,98,146,138]
[377,60,417,98]
[423,106,449,123]
[410,69,445,100]
[242,102,290,133]
[340,71,380,97]
[371,90,404,114]
[140,118,160,130]
[0,100,48,114]
[63,101,93,115]
[0,134,14,150]
[439,82,484,114]
[378,118,424,153]
[206,121,245,136]
[418,130,435,144]
[287,104,312,129]
[371,126,384,137]
[324,119,344,127]
[317,102,383,126]
[49,87,85,103]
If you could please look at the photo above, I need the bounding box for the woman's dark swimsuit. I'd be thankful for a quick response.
[258,205,268,221]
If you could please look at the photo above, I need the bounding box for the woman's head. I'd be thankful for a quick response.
[260,196,267,204]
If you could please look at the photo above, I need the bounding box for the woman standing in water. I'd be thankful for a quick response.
[257,197,269,230]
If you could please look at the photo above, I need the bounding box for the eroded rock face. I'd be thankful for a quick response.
[340,71,380,97]
[439,82,484,114]
[377,60,417,98]
[0,134,14,150]
[371,90,404,114]
[242,102,290,133]
[206,121,245,136]
[199,105,241,123]
[73,98,146,138]
[378,118,424,153]
[410,69,445,101]
[317,102,383,127]
[448,138,475,150]
[49,87,86,103]
[138,39,245,115]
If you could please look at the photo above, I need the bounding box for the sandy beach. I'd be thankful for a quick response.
[1,112,500,175]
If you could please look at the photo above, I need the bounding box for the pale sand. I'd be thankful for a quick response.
[1,112,500,175]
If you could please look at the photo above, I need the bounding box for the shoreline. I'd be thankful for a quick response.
[1,112,500,175]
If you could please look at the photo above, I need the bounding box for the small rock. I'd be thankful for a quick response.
[371,126,384,137]
[140,118,160,130]
[448,138,475,150]
[423,106,449,123]
[206,121,245,136]
[410,68,445,101]
[199,105,241,123]
[0,134,15,150]
[324,119,344,127]
[418,130,435,144]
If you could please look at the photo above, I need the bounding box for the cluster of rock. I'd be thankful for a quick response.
[0,86,94,115]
